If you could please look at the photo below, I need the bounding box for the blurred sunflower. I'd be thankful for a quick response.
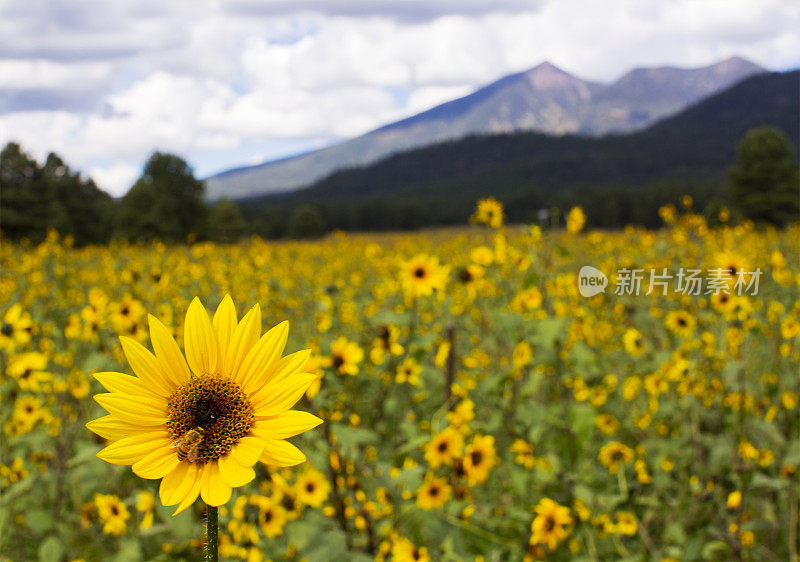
[415,474,451,510]
[399,254,450,297]
[424,426,464,468]
[462,434,497,485]
[470,197,504,228]
[295,467,330,507]
[391,537,430,562]
[622,328,645,357]
[598,442,635,474]
[566,206,587,234]
[87,295,322,514]
[0,304,34,350]
[665,310,696,337]
[328,336,364,376]
[529,497,572,551]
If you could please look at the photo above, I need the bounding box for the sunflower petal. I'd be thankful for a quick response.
[218,455,256,488]
[251,411,323,441]
[251,372,318,417]
[160,462,197,506]
[258,439,306,467]
[86,415,156,441]
[173,466,204,515]
[94,393,169,425]
[200,462,232,506]
[237,321,289,389]
[93,372,166,401]
[119,336,175,396]
[132,445,180,479]
[226,304,261,381]
[229,436,266,467]
[97,431,171,465]
[148,314,191,387]
[184,297,218,376]
[259,349,311,389]
[213,294,237,373]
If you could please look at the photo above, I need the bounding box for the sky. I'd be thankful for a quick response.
[1,0,798,197]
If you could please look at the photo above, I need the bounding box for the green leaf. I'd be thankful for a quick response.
[38,536,63,562]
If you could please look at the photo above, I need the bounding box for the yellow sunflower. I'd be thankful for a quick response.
[462,434,497,485]
[664,310,696,337]
[399,254,450,297]
[295,467,331,507]
[86,295,322,514]
[0,304,34,350]
[529,497,573,551]
[470,197,504,228]
[598,441,635,474]
[424,426,464,468]
[415,474,451,510]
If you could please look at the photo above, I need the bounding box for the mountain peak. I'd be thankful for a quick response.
[523,61,583,89]
[711,55,764,74]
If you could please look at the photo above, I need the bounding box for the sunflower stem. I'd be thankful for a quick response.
[206,504,218,562]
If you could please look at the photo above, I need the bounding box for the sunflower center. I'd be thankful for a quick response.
[544,516,556,532]
[1,323,13,336]
[166,374,253,464]
[470,451,483,466]
[414,267,426,278]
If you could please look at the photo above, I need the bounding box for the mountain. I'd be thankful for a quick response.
[239,70,798,231]
[206,56,764,199]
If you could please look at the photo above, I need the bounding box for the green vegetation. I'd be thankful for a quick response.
[118,152,208,243]
[729,127,800,226]
[0,143,115,244]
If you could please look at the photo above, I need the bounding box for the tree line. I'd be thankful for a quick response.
[1,127,797,245]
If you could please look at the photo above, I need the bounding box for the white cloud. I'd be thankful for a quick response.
[0,0,797,195]
[88,161,139,197]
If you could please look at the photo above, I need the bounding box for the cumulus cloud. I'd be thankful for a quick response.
[0,0,797,195]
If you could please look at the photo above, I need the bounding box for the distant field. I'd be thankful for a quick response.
[1,210,798,561]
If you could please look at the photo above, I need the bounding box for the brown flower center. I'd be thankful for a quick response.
[166,375,253,464]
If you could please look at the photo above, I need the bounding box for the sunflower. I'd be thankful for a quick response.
[415,474,451,510]
[391,537,430,562]
[462,434,497,485]
[470,197,504,228]
[510,438,536,469]
[712,250,750,280]
[710,291,737,314]
[598,442,635,474]
[615,511,638,535]
[0,304,34,351]
[295,467,330,507]
[566,206,587,234]
[664,310,696,337]
[328,336,364,376]
[86,295,322,515]
[94,493,130,536]
[369,324,404,364]
[622,328,644,357]
[399,254,450,297]
[529,497,572,551]
[395,357,421,385]
[424,426,464,468]
[8,352,51,392]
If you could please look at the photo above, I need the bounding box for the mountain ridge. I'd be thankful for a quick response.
[236,70,798,232]
[206,56,765,199]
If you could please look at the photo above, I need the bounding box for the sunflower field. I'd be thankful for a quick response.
[1,201,799,562]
